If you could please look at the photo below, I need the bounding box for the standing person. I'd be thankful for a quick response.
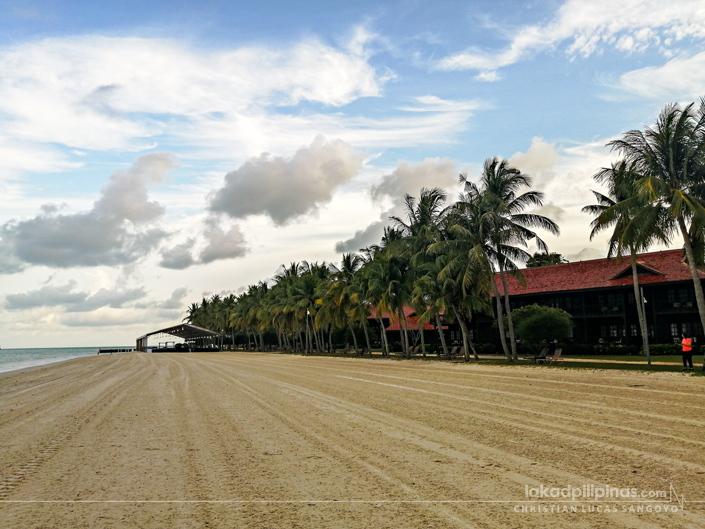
[681,333,694,371]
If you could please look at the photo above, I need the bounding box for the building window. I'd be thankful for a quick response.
[600,325,608,338]
[631,324,638,336]
[670,323,679,337]
[668,290,675,304]
[609,325,619,338]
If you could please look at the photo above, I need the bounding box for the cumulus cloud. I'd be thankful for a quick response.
[335,158,457,252]
[199,219,248,264]
[5,280,146,312]
[159,239,196,270]
[371,158,457,202]
[208,136,364,225]
[5,281,87,310]
[438,0,705,77]
[60,309,151,328]
[72,287,146,313]
[158,217,249,270]
[160,287,190,310]
[334,219,387,253]
[509,137,559,190]
[0,153,175,271]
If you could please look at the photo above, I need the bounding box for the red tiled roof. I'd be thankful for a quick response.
[498,249,705,296]
[368,306,441,330]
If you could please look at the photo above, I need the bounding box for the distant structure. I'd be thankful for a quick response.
[136,323,223,352]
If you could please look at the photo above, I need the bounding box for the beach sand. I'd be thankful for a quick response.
[0,351,703,528]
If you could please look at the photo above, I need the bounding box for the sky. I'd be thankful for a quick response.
[1,0,705,348]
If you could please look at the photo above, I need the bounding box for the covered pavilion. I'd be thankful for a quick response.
[136,323,223,352]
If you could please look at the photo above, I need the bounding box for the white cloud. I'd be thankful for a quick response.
[199,219,248,264]
[5,280,146,312]
[617,51,705,100]
[5,280,87,309]
[159,239,196,270]
[209,136,364,225]
[335,158,457,252]
[0,34,382,172]
[0,34,481,179]
[398,96,483,113]
[438,0,705,76]
[508,137,619,260]
[0,153,176,270]
[370,158,457,201]
[509,136,560,190]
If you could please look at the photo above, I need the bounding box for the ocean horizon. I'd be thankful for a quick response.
[0,346,132,374]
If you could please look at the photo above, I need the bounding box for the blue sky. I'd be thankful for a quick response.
[1,0,704,347]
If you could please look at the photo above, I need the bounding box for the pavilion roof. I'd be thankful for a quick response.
[137,323,222,341]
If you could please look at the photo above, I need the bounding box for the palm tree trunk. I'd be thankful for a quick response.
[630,250,651,365]
[454,306,479,361]
[362,319,371,354]
[491,279,512,360]
[435,314,449,357]
[397,308,409,358]
[678,216,705,336]
[378,318,389,355]
[419,321,425,356]
[348,322,359,352]
[498,261,518,361]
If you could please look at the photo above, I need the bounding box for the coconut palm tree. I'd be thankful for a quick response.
[362,234,412,357]
[608,100,705,335]
[429,201,496,361]
[390,187,452,355]
[457,159,559,361]
[583,160,671,364]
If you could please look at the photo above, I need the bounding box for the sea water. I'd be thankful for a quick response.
[0,347,128,374]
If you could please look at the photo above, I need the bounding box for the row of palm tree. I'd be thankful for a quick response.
[184,100,705,363]
[185,156,558,361]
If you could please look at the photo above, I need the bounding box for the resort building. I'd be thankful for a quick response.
[374,249,705,349]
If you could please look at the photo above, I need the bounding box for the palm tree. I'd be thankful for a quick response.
[608,100,705,335]
[363,235,412,357]
[583,160,671,364]
[390,187,452,356]
[429,202,495,361]
[457,158,559,361]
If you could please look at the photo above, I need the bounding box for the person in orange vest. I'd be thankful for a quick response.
[681,333,694,370]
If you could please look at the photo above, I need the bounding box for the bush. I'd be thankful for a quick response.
[648,343,682,356]
[513,304,572,346]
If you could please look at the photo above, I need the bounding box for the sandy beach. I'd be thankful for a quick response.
[0,351,703,528]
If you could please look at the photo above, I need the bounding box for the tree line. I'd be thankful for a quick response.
[185,100,705,365]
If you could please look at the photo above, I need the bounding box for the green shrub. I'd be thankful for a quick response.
[513,304,572,347]
[649,343,681,356]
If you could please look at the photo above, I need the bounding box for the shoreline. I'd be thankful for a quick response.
[0,354,101,380]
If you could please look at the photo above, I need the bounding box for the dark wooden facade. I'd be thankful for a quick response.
[371,250,705,348]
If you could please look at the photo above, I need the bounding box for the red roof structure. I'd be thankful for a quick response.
[497,249,705,296]
[368,306,441,331]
